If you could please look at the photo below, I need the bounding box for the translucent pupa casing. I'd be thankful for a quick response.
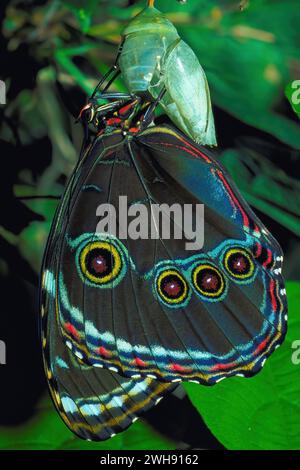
[118,6,217,146]
[150,38,217,146]
[119,6,179,93]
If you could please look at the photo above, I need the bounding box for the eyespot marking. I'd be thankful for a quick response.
[223,247,255,282]
[156,269,189,307]
[192,263,225,300]
[75,236,127,288]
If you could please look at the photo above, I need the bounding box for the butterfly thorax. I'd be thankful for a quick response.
[80,97,152,137]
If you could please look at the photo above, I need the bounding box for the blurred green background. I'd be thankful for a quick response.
[0,0,300,450]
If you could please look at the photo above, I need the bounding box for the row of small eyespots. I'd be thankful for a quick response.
[155,249,257,307]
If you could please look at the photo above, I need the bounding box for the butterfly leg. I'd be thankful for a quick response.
[91,39,125,99]
[140,87,167,130]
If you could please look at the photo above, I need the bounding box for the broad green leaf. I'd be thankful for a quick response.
[184,281,300,450]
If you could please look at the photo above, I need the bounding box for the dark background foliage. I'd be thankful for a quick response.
[0,0,299,450]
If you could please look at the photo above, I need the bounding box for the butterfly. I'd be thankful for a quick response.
[40,98,287,440]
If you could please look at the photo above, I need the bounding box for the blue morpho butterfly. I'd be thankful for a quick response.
[40,1,287,441]
[40,94,287,441]
[40,98,177,442]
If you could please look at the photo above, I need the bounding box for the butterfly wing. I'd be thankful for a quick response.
[40,135,175,441]
[56,125,287,385]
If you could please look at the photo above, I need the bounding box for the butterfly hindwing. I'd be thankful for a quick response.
[56,125,287,385]
[40,134,175,441]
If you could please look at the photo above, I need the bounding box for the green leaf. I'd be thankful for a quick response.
[184,281,300,450]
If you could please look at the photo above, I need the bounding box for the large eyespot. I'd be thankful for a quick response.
[78,240,123,287]
[156,269,190,307]
[192,263,225,300]
[223,247,255,282]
